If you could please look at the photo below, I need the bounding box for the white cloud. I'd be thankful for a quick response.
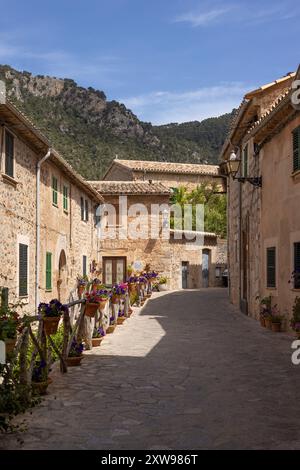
[174,7,232,27]
[119,83,252,124]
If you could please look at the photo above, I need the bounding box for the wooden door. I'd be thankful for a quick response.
[103,257,127,285]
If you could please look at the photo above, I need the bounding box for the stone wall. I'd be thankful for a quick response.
[0,125,37,312]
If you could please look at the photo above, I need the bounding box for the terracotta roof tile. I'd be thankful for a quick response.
[113,159,220,176]
[88,180,171,195]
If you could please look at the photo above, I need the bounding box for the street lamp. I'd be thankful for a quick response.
[226,150,262,188]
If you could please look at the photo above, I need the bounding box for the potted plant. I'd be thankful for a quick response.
[92,326,106,347]
[0,307,21,356]
[128,276,138,293]
[91,278,102,292]
[39,300,65,336]
[31,360,52,395]
[270,306,283,332]
[111,284,126,304]
[158,276,168,292]
[291,297,300,338]
[106,315,117,334]
[77,275,88,297]
[67,339,84,366]
[259,296,272,328]
[84,292,103,317]
[96,289,110,310]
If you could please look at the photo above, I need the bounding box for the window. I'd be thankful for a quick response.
[52,176,58,206]
[19,243,28,297]
[85,199,89,222]
[5,131,14,177]
[294,242,300,289]
[266,247,276,288]
[83,255,87,277]
[242,144,248,177]
[81,197,89,221]
[46,252,52,290]
[63,185,68,212]
[293,127,300,172]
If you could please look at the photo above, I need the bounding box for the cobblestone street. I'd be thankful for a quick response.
[2,289,300,450]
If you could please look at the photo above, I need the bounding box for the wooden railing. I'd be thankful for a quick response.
[1,280,153,394]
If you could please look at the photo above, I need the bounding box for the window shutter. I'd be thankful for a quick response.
[293,127,300,172]
[5,131,14,177]
[63,185,68,212]
[81,197,84,220]
[52,177,58,206]
[83,255,87,277]
[266,247,276,288]
[243,144,248,177]
[46,252,52,290]
[294,243,300,289]
[85,199,89,221]
[19,244,28,296]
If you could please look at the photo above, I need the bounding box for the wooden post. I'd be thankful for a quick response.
[1,287,9,309]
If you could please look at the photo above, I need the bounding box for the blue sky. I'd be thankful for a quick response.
[0,0,299,124]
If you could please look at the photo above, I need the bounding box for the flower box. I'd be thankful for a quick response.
[106,324,116,334]
[85,303,99,317]
[66,355,84,367]
[32,377,52,396]
[92,337,104,347]
[43,317,60,336]
[117,317,126,325]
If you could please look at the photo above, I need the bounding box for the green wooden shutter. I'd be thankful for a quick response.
[81,197,84,220]
[46,252,52,290]
[267,247,276,288]
[243,144,248,177]
[294,243,300,289]
[5,131,14,177]
[63,185,68,212]
[52,177,58,206]
[19,244,28,296]
[85,199,89,221]
[83,255,87,277]
[293,127,300,172]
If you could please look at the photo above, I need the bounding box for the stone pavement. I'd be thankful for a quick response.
[1,288,300,450]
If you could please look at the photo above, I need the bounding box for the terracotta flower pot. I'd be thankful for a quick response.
[117,316,126,325]
[77,285,85,297]
[264,317,272,329]
[92,337,104,347]
[5,338,16,355]
[66,355,83,367]
[271,322,281,332]
[129,283,137,293]
[43,317,60,336]
[32,377,52,396]
[106,324,116,334]
[85,303,99,317]
[111,295,120,304]
[99,299,108,310]
[260,316,266,327]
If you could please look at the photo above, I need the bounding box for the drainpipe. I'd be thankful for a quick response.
[35,149,51,309]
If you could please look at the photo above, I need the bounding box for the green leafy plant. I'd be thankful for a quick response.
[158,276,168,285]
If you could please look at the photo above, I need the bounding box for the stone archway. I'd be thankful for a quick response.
[57,250,67,302]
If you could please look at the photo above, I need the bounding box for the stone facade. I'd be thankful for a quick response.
[103,159,226,191]
[222,70,300,328]
[0,101,102,313]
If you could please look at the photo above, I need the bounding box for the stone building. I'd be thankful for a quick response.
[90,181,225,289]
[221,70,300,328]
[102,158,226,192]
[0,99,103,312]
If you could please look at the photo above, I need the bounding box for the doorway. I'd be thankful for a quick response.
[58,250,67,301]
[202,249,210,288]
[182,261,189,289]
[103,257,127,285]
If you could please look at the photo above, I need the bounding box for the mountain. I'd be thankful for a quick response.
[0,65,233,179]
